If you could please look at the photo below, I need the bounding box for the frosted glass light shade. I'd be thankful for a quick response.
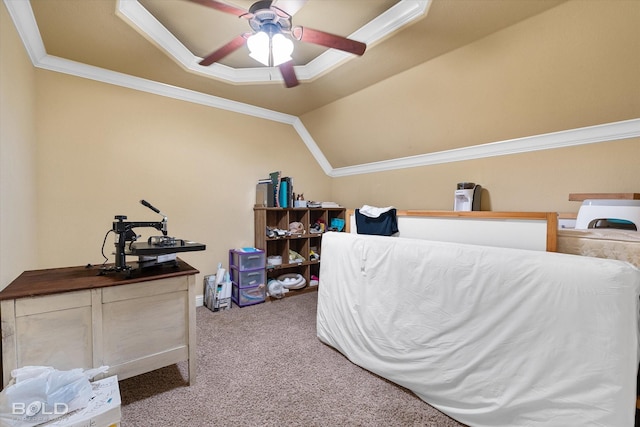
[247,31,270,66]
[271,33,294,66]
[247,31,294,67]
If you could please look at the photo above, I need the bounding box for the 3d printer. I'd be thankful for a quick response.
[102,200,206,275]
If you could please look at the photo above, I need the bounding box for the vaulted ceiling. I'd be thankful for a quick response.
[26,0,566,116]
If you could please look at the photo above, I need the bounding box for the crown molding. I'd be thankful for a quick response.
[4,0,638,180]
[3,0,46,63]
[116,0,431,85]
[295,0,431,82]
[327,119,640,177]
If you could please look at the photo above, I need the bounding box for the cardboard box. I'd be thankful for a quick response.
[41,376,121,427]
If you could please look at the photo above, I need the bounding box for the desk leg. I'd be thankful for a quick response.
[91,289,104,373]
[187,274,196,385]
[1,300,17,388]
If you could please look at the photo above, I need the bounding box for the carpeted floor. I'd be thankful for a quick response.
[118,291,466,426]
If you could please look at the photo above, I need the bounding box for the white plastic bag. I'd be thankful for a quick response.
[0,365,108,427]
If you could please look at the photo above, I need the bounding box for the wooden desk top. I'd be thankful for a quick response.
[0,259,199,301]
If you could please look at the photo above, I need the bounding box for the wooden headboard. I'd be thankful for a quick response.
[346,210,558,252]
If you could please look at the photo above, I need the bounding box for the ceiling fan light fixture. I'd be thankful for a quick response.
[247,31,270,66]
[247,21,295,68]
[272,33,294,66]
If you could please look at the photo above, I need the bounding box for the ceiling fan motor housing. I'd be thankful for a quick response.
[249,0,275,14]
[248,1,292,33]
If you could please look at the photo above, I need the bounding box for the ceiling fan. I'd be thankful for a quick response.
[187,0,367,88]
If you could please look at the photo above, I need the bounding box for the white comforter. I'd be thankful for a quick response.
[316,232,640,427]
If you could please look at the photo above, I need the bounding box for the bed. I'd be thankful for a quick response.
[317,213,640,427]
[557,228,640,268]
[556,195,640,269]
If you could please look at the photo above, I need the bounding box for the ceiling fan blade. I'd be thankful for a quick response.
[279,61,299,88]
[294,27,366,56]
[273,0,308,16]
[187,0,249,18]
[199,34,247,66]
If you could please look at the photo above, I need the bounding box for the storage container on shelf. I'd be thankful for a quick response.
[230,268,266,289]
[232,283,266,307]
[229,248,266,271]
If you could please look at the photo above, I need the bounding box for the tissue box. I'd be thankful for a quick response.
[42,376,121,427]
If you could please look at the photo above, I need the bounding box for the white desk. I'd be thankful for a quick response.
[0,260,198,387]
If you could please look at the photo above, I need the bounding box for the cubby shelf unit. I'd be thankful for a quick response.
[254,207,346,299]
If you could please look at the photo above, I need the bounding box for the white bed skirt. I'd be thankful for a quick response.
[316,232,640,427]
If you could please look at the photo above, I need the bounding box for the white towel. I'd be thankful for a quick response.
[359,205,395,218]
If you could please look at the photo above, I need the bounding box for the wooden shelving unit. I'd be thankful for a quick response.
[254,207,346,300]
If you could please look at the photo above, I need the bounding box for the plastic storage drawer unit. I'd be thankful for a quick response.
[229,248,266,271]
[232,283,266,307]
[230,267,265,289]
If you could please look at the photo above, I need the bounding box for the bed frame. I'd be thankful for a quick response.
[346,210,558,252]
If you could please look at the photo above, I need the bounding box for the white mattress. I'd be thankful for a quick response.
[316,232,640,427]
[558,228,640,268]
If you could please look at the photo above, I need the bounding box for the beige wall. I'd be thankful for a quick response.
[303,0,639,167]
[33,71,332,286]
[330,138,640,213]
[0,2,38,289]
[304,0,640,213]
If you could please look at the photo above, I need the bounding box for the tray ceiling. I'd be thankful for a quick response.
[26,0,567,116]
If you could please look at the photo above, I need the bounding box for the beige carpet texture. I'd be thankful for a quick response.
[119,292,466,426]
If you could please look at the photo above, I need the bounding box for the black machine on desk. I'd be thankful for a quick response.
[102,200,206,275]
